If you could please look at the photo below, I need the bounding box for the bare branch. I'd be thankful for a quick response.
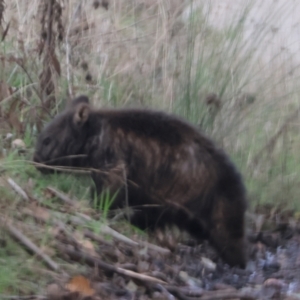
[7,178,29,201]
[1,219,59,271]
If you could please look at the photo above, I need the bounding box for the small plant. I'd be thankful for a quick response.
[92,189,118,222]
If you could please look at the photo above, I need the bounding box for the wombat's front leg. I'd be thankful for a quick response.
[90,163,128,209]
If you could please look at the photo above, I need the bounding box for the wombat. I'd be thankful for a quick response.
[33,95,248,268]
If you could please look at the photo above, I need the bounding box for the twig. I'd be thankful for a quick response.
[1,219,59,271]
[7,178,29,201]
[101,224,139,246]
[153,284,176,300]
[139,240,171,255]
[56,243,167,285]
[46,186,78,206]
[84,230,113,246]
[75,212,139,246]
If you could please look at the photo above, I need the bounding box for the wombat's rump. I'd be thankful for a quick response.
[33,96,248,268]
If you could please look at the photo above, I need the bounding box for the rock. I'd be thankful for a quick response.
[201,257,216,271]
[264,278,286,288]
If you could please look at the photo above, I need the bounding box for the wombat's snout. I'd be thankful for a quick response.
[33,153,40,163]
[33,153,53,174]
[220,238,247,269]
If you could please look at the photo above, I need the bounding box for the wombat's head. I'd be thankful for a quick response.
[211,228,247,269]
[33,96,92,173]
[209,195,247,268]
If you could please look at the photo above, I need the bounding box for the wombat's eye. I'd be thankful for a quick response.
[43,137,51,146]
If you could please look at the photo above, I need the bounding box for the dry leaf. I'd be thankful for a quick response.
[79,239,97,256]
[74,231,97,256]
[66,275,95,296]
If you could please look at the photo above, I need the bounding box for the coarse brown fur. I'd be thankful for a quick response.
[33,95,248,268]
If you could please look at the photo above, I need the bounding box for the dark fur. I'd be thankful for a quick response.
[33,96,248,268]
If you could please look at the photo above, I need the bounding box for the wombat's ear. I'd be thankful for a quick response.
[73,103,90,127]
[70,95,90,107]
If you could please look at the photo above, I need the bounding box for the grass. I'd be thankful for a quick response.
[0,0,300,295]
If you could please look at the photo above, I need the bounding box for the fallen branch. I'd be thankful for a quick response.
[56,243,167,285]
[1,219,59,271]
[45,188,170,253]
[154,284,177,300]
[139,240,171,255]
[84,230,113,246]
[46,186,78,206]
[101,224,139,246]
[164,285,204,298]
[7,177,29,201]
[75,212,139,246]
[76,212,170,253]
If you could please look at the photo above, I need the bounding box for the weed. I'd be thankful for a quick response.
[89,188,115,222]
